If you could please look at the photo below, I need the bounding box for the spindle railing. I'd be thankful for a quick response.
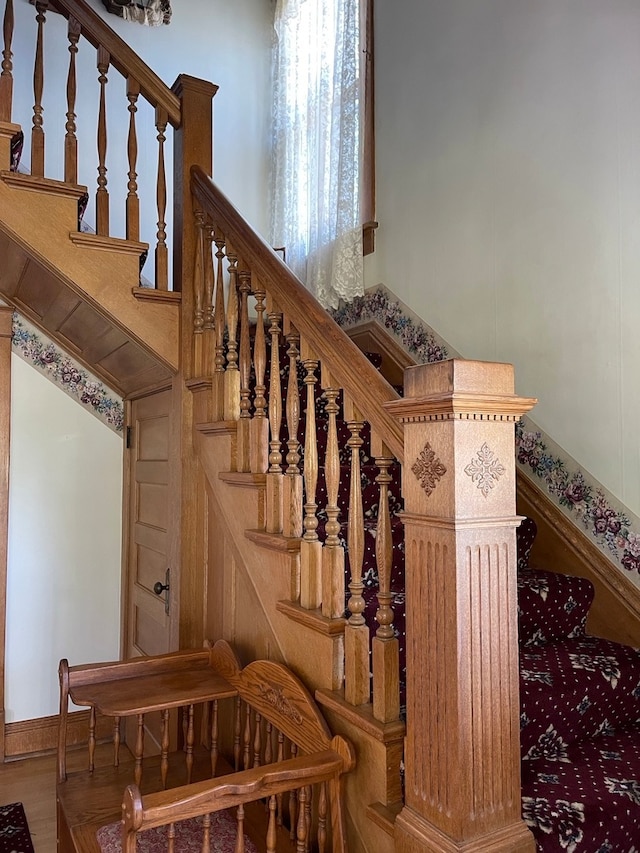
[190,166,404,730]
[0,0,194,290]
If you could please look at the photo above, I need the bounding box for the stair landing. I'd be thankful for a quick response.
[0,163,179,397]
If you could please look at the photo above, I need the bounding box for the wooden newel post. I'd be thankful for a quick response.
[170,74,217,650]
[386,359,536,853]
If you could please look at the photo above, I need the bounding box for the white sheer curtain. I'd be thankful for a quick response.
[270,0,364,310]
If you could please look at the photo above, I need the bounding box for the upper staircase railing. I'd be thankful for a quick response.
[0,0,216,293]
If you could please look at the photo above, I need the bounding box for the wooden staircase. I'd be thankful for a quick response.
[9,2,640,852]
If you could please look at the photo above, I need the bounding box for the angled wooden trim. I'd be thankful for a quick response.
[132,288,181,304]
[517,471,640,646]
[1,170,86,198]
[315,688,405,744]
[218,471,266,489]
[69,231,148,256]
[276,600,346,637]
[245,529,302,553]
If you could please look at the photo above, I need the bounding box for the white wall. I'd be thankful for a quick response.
[10,0,273,275]
[371,0,640,517]
[6,354,122,722]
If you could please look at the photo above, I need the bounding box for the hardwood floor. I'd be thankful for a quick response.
[0,745,114,853]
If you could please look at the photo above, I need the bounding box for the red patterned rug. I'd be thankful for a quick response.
[0,803,35,853]
[97,811,258,853]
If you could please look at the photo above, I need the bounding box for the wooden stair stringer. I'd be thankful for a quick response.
[0,171,179,379]
[195,424,402,853]
[194,426,345,694]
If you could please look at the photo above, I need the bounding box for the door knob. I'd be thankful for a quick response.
[153,568,170,615]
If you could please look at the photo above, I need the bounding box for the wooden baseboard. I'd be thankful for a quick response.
[517,471,640,648]
[4,709,112,759]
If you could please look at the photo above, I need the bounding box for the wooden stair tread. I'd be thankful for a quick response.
[0,169,87,199]
[245,529,301,553]
[276,600,345,636]
[69,231,148,255]
[219,471,266,488]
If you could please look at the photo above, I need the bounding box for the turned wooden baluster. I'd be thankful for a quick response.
[213,232,227,420]
[202,224,215,371]
[235,804,246,853]
[113,717,120,767]
[233,696,242,771]
[304,787,312,853]
[283,326,302,539]
[202,814,211,853]
[134,713,144,786]
[317,782,327,853]
[289,743,298,840]
[251,284,269,473]
[192,210,206,375]
[264,720,273,766]
[125,77,140,241]
[300,353,321,609]
[266,303,283,533]
[267,796,277,853]
[155,106,168,289]
[243,703,251,770]
[372,441,400,722]
[64,17,80,184]
[296,786,309,853]
[276,731,285,825]
[31,1,47,176]
[0,0,14,122]
[160,708,170,787]
[224,246,240,422]
[237,270,252,472]
[167,822,176,853]
[321,385,345,619]
[344,407,370,706]
[210,699,219,776]
[253,711,262,767]
[95,45,110,236]
[185,703,195,783]
[88,706,96,772]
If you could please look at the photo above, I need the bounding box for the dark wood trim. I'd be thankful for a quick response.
[4,709,112,759]
[0,306,12,762]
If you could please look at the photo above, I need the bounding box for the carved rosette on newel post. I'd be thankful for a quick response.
[385,360,537,853]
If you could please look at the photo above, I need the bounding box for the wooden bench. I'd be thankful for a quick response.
[56,640,355,853]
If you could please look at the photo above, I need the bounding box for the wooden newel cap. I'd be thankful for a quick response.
[384,358,537,422]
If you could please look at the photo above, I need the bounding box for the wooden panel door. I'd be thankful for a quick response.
[125,388,178,660]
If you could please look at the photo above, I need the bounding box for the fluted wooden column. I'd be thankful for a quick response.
[0,305,12,760]
[386,359,536,853]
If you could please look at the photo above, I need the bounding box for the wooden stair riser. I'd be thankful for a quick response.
[196,427,346,693]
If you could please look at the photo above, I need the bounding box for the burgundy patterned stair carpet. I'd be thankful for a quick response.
[518,519,640,852]
[0,803,35,853]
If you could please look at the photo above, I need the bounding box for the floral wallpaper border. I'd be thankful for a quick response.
[329,286,640,586]
[11,313,124,433]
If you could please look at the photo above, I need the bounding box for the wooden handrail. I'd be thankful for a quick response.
[190,165,404,462]
[47,0,180,126]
